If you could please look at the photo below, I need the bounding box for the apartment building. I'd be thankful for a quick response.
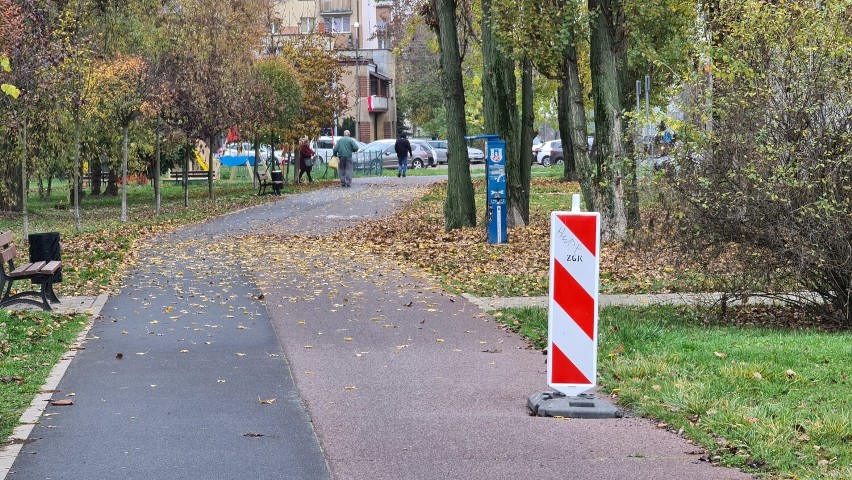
[270,0,397,143]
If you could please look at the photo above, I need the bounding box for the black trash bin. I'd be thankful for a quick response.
[28,232,62,284]
[270,170,284,195]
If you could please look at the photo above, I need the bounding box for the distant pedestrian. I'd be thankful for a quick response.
[298,138,314,183]
[332,130,360,188]
[394,134,413,178]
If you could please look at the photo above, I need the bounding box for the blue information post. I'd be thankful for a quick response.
[466,135,507,244]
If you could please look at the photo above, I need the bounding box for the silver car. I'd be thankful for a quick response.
[424,139,485,165]
[360,139,436,169]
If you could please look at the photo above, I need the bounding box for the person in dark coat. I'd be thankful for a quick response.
[394,134,413,177]
[298,138,314,183]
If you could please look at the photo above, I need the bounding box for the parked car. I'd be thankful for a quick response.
[423,140,448,164]
[549,144,564,166]
[423,139,485,164]
[221,142,270,162]
[536,140,562,166]
[305,136,367,164]
[410,140,438,167]
[360,139,436,169]
[531,143,543,164]
[467,146,485,163]
[539,136,594,167]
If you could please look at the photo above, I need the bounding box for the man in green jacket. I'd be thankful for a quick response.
[333,130,360,188]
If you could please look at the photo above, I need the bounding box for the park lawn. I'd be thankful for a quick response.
[497,306,852,480]
[0,310,88,443]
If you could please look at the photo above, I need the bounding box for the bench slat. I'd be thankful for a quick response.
[39,261,62,275]
[0,232,12,247]
[1,244,15,264]
[10,262,46,278]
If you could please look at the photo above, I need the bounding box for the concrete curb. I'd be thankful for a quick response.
[463,292,814,311]
[0,293,109,479]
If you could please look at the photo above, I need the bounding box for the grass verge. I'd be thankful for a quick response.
[497,306,852,479]
[0,310,88,442]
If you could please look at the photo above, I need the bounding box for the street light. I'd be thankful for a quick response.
[353,21,360,142]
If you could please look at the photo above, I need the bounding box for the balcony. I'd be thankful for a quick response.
[319,0,351,13]
[367,95,388,112]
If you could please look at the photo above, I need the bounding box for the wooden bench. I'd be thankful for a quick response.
[256,170,273,195]
[255,170,283,195]
[0,232,61,311]
[170,170,209,184]
[82,171,110,188]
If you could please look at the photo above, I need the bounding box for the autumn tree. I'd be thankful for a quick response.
[279,34,346,141]
[425,0,476,230]
[52,0,97,231]
[666,0,852,324]
[0,0,60,236]
[85,55,148,222]
[243,57,302,180]
[161,0,266,202]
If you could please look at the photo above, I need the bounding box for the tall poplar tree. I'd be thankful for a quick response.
[427,0,476,230]
[589,0,629,240]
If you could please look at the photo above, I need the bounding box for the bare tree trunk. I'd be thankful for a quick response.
[73,108,81,231]
[121,124,129,223]
[21,111,29,239]
[434,0,476,230]
[253,132,260,188]
[105,150,118,196]
[155,113,161,215]
[207,136,215,202]
[91,158,103,195]
[483,0,524,226]
[508,56,533,226]
[183,141,190,207]
[589,0,628,240]
[557,44,596,212]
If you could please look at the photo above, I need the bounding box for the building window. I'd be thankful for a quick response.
[299,17,315,34]
[269,20,281,35]
[323,16,350,34]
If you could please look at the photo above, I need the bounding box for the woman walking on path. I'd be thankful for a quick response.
[298,138,314,183]
[332,130,360,187]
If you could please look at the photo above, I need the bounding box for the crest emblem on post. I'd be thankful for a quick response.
[490,148,502,163]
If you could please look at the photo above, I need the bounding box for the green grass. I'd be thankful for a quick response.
[498,306,852,479]
[0,309,88,442]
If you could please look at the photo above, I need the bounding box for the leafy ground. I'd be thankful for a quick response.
[334,173,712,296]
[498,306,852,480]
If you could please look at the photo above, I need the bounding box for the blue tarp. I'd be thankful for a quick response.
[219,155,256,167]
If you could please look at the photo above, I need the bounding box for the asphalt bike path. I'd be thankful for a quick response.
[9,177,751,479]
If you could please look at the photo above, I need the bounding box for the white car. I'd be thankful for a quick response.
[536,140,562,165]
[467,147,485,163]
[310,136,367,163]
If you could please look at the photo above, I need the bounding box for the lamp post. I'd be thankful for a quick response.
[353,21,360,142]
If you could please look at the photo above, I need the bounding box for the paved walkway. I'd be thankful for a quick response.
[2,177,753,480]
